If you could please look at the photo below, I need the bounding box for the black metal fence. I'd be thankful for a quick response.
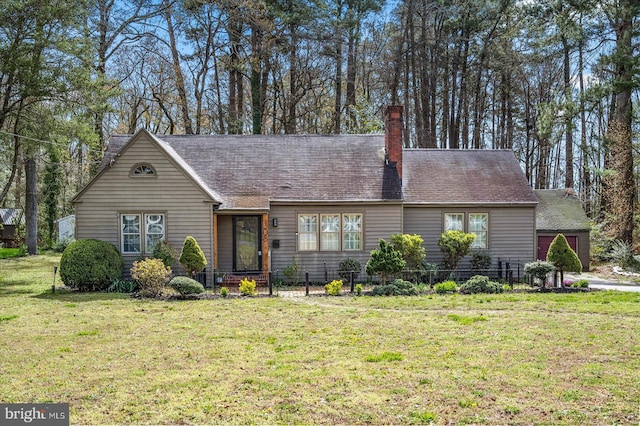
[207,260,527,296]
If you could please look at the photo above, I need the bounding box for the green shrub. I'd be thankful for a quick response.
[571,279,589,289]
[60,239,123,291]
[459,275,503,294]
[546,234,582,274]
[220,287,229,298]
[438,230,475,271]
[107,278,138,293]
[524,260,555,288]
[239,277,256,296]
[131,258,172,297]
[434,280,457,294]
[284,257,302,284]
[53,237,75,253]
[366,239,406,284]
[325,279,343,296]
[179,236,207,278]
[471,249,492,272]
[153,240,178,268]
[170,276,205,295]
[337,258,361,283]
[390,233,426,270]
[372,278,417,296]
[355,283,363,296]
[609,239,640,271]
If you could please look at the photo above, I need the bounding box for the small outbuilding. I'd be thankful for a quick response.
[0,208,23,248]
[56,214,76,243]
[535,189,591,271]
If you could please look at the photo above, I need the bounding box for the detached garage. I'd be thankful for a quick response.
[535,189,591,271]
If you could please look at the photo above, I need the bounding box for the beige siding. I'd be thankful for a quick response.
[74,134,214,280]
[267,203,403,282]
[403,206,536,270]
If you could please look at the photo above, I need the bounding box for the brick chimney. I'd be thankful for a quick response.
[385,105,403,179]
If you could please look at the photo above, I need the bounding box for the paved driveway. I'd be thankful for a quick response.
[566,272,640,293]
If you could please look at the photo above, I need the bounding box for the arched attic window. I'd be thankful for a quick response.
[131,163,156,177]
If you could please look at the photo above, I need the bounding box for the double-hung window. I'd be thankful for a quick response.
[121,214,141,254]
[145,214,165,253]
[298,215,318,251]
[342,214,362,251]
[321,214,340,251]
[469,213,488,248]
[298,213,363,251]
[121,213,165,254]
[444,213,464,232]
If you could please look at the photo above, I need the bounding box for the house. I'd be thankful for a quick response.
[72,106,538,284]
[0,208,23,248]
[535,189,591,271]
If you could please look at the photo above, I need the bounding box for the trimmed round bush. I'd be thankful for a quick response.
[169,276,205,295]
[459,275,503,294]
[60,239,123,291]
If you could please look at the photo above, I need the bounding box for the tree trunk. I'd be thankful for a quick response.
[334,39,342,134]
[285,22,298,134]
[603,1,635,243]
[578,21,591,215]
[25,156,37,255]
[228,16,243,135]
[562,36,574,188]
[346,26,357,129]
[250,23,263,135]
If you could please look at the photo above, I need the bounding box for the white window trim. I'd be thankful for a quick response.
[121,214,141,254]
[444,213,465,232]
[298,214,318,251]
[469,213,489,249]
[297,212,364,252]
[130,163,156,177]
[144,214,165,254]
[320,213,341,251]
[342,213,363,251]
[120,212,166,255]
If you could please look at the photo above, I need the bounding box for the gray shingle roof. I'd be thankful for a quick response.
[101,134,536,209]
[102,133,402,210]
[535,189,591,231]
[402,149,538,205]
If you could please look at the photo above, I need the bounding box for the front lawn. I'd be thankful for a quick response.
[0,248,22,259]
[1,254,639,424]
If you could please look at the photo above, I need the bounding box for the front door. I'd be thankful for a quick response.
[233,216,262,272]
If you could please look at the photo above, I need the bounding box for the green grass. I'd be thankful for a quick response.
[0,248,22,259]
[1,254,640,424]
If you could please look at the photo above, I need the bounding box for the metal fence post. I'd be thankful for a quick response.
[269,272,273,296]
[350,271,355,293]
[305,272,309,296]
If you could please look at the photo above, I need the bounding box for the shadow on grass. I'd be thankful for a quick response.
[33,288,132,303]
[0,277,43,297]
